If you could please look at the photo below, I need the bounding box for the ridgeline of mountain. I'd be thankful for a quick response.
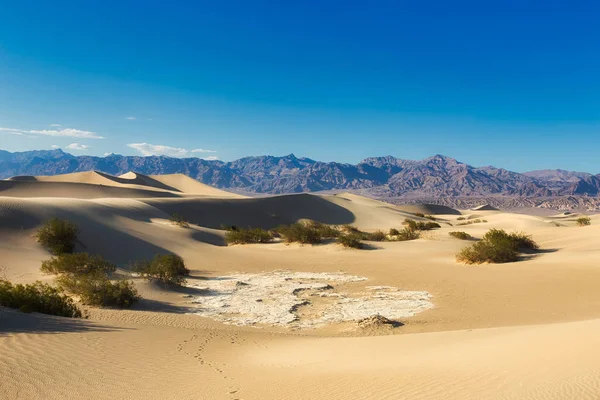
[1,149,600,201]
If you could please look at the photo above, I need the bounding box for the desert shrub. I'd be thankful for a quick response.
[57,274,138,308]
[456,218,486,226]
[277,222,323,244]
[424,215,436,221]
[365,230,386,242]
[171,213,190,228]
[414,212,425,218]
[225,227,274,245]
[404,219,418,230]
[457,217,466,221]
[394,227,420,241]
[389,228,400,236]
[341,225,361,234]
[456,228,538,264]
[577,216,591,227]
[507,231,539,250]
[404,219,440,231]
[337,233,363,249]
[132,254,190,286]
[449,231,472,240]
[0,279,81,318]
[41,253,116,276]
[419,221,441,230]
[457,240,518,264]
[35,218,79,255]
[305,221,341,238]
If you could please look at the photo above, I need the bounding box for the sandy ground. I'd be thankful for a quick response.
[2,171,600,399]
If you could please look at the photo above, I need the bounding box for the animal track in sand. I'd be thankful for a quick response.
[186,271,433,328]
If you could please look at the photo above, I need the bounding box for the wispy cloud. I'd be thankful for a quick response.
[65,143,90,151]
[50,124,61,127]
[127,143,217,158]
[104,152,115,156]
[51,145,60,149]
[125,116,136,120]
[0,126,104,139]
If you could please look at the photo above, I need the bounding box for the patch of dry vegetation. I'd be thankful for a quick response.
[0,279,82,318]
[456,218,487,226]
[456,229,538,264]
[35,218,79,255]
[132,254,190,286]
[225,227,274,244]
[41,253,116,276]
[57,274,139,308]
[171,213,190,228]
[449,231,472,240]
[40,250,139,308]
[577,216,591,226]
[404,218,441,231]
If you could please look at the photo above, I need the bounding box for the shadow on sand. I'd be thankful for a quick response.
[143,193,357,230]
[0,308,132,336]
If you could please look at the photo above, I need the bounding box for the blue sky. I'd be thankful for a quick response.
[1,1,599,172]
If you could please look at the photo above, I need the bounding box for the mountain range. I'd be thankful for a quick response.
[1,149,600,203]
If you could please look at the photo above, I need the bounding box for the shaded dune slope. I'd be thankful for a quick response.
[394,203,462,215]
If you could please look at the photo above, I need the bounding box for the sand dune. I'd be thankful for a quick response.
[395,203,462,215]
[0,180,181,199]
[147,173,245,197]
[471,204,500,211]
[3,178,600,399]
[3,170,243,198]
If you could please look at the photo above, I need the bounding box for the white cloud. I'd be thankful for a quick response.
[203,156,219,161]
[0,128,24,135]
[104,152,115,156]
[127,143,217,158]
[65,143,90,151]
[0,126,104,139]
[50,124,61,127]
[125,116,136,120]
[51,145,60,149]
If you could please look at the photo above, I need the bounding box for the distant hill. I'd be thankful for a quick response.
[1,150,600,202]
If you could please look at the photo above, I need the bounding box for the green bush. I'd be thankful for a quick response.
[132,254,190,286]
[35,218,79,255]
[337,233,363,249]
[57,274,138,308]
[457,217,466,221]
[577,216,591,227]
[41,253,116,276]
[414,212,425,218]
[389,228,400,236]
[225,227,274,245]
[456,228,538,264]
[0,279,81,318]
[449,231,472,240]
[424,215,437,221]
[277,222,323,244]
[171,213,190,228]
